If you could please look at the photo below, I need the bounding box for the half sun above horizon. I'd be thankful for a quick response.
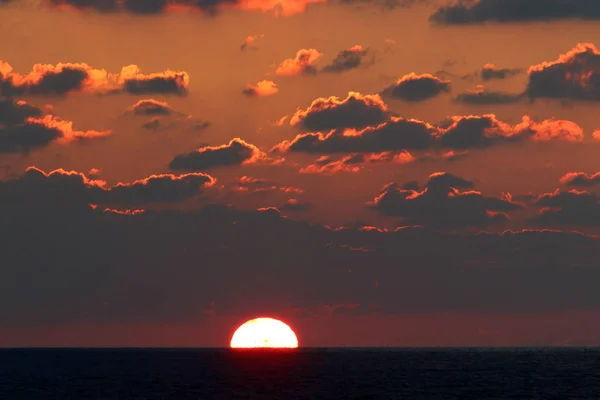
[230,317,299,349]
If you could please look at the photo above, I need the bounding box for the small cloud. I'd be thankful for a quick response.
[243,80,279,96]
[275,49,323,77]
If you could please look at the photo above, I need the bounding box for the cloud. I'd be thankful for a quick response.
[126,99,179,116]
[289,92,389,131]
[229,175,303,194]
[533,189,600,226]
[0,99,111,153]
[367,172,522,228]
[430,0,600,24]
[321,45,370,73]
[274,113,582,154]
[0,60,189,96]
[240,34,264,51]
[381,73,451,102]
[455,86,524,104]
[526,43,600,101]
[280,198,312,212]
[560,172,600,187]
[46,0,325,16]
[275,49,323,77]
[169,138,273,171]
[242,80,279,96]
[480,64,522,81]
[0,166,215,208]
[299,151,414,174]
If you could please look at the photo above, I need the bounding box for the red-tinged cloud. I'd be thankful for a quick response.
[527,43,600,101]
[367,172,522,228]
[322,45,370,73]
[0,166,216,208]
[560,172,600,187]
[0,60,189,96]
[480,64,522,81]
[240,34,264,51]
[0,99,111,153]
[533,189,600,226]
[47,0,324,16]
[430,0,600,24]
[275,113,583,155]
[243,80,279,96]
[230,176,303,194]
[299,151,414,174]
[275,49,323,77]
[455,85,524,104]
[126,99,178,116]
[169,138,277,171]
[289,92,389,131]
[381,73,451,102]
[280,198,312,212]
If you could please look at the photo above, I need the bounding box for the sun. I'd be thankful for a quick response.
[230,317,299,348]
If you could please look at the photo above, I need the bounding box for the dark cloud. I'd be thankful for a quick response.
[526,43,600,101]
[560,172,600,187]
[274,114,582,154]
[382,73,451,102]
[321,45,370,73]
[289,92,389,131]
[0,100,111,153]
[0,61,189,96]
[367,172,522,228]
[533,189,600,226]
[430,0,600,24]
[455,87,524,104]
[170,138,271,171]
[3,179,600,328]
[0,166,216,208]
[480,64,522,81]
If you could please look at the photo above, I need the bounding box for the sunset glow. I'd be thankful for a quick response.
[230,318,299,348]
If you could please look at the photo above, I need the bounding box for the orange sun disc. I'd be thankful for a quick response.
[230,317,299,348]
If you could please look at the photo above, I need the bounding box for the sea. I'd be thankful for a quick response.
[1,348,599,399]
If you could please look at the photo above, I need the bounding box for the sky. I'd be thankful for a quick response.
[2,0,600,347]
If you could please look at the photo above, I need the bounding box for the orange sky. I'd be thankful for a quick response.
[3,0,600,347]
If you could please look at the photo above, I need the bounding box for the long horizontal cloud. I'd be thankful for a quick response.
[0,99,111,153]
[430,0,600,24]
[3,183,600,327]
[455,86,524,104]
[381,73,451,102]
[46,0,325,15]
[289,92,390,131]
[0,61,189,96]
[169,138,276,171]
[560,172,600,187]
[367,172,522,228]
[274,114,583,154]
[0,166,216,207]
[480,64,522,81]
[299,151,415,174]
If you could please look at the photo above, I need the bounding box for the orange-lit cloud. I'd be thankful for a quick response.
[367,172,521,228]
[560,172,600,187]
[243,80,279,96]
[0,60,189,96]
[289,92,389,131]
[126,99,177,116]
[170,138,279,171]
[275,49,323,77]
[240,34,264,51]
[322,45,370,73]
[229,176,303,194]
[381,73,451,102]
[299,151,414,174]
[275,113,582,155]
[527,43,600,101]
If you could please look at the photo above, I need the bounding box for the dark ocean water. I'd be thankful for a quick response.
[1,348,599,399]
